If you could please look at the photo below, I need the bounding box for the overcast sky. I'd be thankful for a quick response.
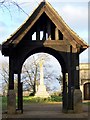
[0,0,89,63]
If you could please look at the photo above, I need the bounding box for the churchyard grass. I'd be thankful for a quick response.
[83,101,90,105]
[2,96,7,111]
[2,95,62,110]
[2,96,90,111]
[23,95,62,104]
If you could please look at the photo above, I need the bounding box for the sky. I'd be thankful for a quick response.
[0,0,89,94]
[0,0,89,63]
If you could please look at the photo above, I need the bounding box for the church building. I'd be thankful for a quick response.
[80,63,90,100]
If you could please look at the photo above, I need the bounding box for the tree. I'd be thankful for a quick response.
[0,60,9,96]
[21,54,57,96]
[56,75,63,86]
[0,53,62,96]
[0,0,28,17]
[21,56,39,95]
[56,75,63,92]
[0,60,18,95]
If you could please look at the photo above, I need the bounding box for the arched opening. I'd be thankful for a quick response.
[21,52,63,113]
[21,53,62,96]
[20,47,67,73]
[18,47,67,114]
[84,82,90,100]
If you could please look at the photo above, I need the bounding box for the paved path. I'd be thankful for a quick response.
[2,103,89,119]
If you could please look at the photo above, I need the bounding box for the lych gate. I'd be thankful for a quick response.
[2,1,89,114]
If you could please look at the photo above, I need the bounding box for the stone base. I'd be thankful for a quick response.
[73,89,83,113]
[16,109,23,114]
[35,84,50,98]
[7,90,16,114]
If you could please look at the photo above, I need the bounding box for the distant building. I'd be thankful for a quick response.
[80,63,90,100]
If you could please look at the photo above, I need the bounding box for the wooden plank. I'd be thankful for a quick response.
[12,6,45,45]
[63,30,77,48]
[45,6,65,33]
[43,39,67,45]
[46,3,88,47]
[44,6,77,48]
[70,30,88,47]
[9,58,14,89]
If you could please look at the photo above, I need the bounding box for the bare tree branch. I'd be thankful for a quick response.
[0,54,61,96]
[0,0,29,17]
[11,1,29,16]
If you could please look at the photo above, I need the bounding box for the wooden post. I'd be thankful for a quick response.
[74,53,80,89]
[20,82,23,113]
[47,20,51,40]
[18,73,23,113]
[36,23,40,41]
[55,27,59,40]
[62,72,68,112]
[9,58,14,90]
[73,53,82,113]
[67,46,73,111]
[43,25,46,40]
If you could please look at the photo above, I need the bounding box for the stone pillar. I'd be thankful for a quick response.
[7,90,16,114]
[55,27,59,40]
[73,89,82,113]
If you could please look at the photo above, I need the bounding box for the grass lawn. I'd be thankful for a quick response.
[2,95,62,110]
[2,96,7,111]
[23,95,62,104]
[83,101,90,105]
[2,96,90,111]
